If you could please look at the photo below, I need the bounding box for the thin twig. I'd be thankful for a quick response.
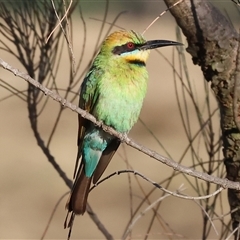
[142,0,184,35]
[91,170,224,201]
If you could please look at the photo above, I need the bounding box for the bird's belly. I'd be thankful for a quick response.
[94,93,143,133]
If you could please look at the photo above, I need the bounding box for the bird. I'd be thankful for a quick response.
[66,30,181,217]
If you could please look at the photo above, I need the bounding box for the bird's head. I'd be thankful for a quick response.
[99,30,182,65]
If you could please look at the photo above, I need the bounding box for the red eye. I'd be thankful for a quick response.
[127,42,135,49]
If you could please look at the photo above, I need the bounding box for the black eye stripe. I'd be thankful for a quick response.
[112,43,141,55]
[112,45,126,55]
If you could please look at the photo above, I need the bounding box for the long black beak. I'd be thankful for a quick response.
[140,40,182,50]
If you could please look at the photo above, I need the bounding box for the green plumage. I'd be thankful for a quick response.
[65,30,181,218]
[84,55,148,133]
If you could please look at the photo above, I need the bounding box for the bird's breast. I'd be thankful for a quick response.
[94,68,148,133]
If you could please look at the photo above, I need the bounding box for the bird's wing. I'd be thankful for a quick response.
[93,138,120,184]
[73,67,101,178]
[73,66,120,184]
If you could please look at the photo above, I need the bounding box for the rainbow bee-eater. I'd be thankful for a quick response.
[66,30,181,216]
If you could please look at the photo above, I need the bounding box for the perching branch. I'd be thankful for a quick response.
[1,57,240,191]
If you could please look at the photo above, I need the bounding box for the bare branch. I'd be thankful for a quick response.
[1,57,240,191]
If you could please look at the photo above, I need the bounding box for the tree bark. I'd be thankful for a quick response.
[164,0,240,238]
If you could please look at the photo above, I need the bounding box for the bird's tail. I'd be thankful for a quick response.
[66,168,92,215]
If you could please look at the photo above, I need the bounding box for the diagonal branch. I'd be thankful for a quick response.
[1,57,240,191]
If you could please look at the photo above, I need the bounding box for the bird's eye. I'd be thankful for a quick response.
[127,42,135,49]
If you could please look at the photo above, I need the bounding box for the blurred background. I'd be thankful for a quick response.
[0,0,239,239]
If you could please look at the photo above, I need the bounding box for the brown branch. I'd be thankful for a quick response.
[1,57,240,191]
[164,0,240,238]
